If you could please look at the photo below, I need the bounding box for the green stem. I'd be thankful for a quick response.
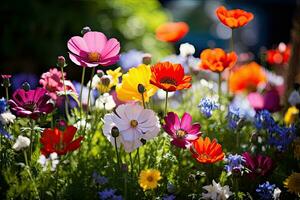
[5,87,9,101]
[114,137,121,170]
[141,92,146,109]
[218,73,222,102]
[83,67,95,134]
[60,66,70,120]
[123,172,128,200]
[137,148,141,173]
[24,150,40,200]
[129,152,134,176]
[233,177,239,200]
[236,130,240,152]
[164,91,168,116]
[29,120,35,160]
[79,67,86,120]
[54,165,59,199]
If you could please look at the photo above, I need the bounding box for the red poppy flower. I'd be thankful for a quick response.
[190,137,224,164]
[156,22,189,42]
[40,125,83,156]
[216,6,254,29]
[266,43,290,66]
[200,48,237,72]
[150,62,192,92]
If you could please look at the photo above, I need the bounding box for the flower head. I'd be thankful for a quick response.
[8,88,54,120]
[0,111,16,125]
[116,64,157,103]
[156,22,189,42]
[200,48,237,72]
[92,172,108,185]
[0,98,7,113]
[38,152,59,171]
[198,97,219,118]
[0,125,12,140]
[150,62,192,92]
[139,169,162,191]
[95,93,116,111]
[12,135,30,151]
[256,181,276,200]
[242,152,274,179]
[67,31,120,67]
[98,188,117,199]
[119,50,144,71]
[202,180,233,200]
[229,62,267,94]
[191,137,225,164]
[266,43,290,66]
[216,6,254,29]
[284,106,299,126]
[102,103,160,153]
[248,89,281,113]
[163,112,201,149]
[179,43,195,57]
[40,125,83,156]
[224,154,246,176]
[284,172,300,194]
[267,125,296,152]
[254,110,275,130]
[227,106,242,130]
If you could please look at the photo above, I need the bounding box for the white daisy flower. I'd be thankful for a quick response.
[95,93,116,111]
[0,111,16,125]
[102,103,160,153]
[202,180,233,200]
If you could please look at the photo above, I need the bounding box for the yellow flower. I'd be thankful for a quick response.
[284,106,299,126]
[284,172,300,194]
[139,169,162,191]
[107,67,122,87]
[116,64,157,102]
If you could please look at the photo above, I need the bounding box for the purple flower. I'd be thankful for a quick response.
[254,110,275,130]
[163,112,201,149]
[256,181,276,200]
[11,73,38,91]
[242,152,274,179]
[224,154,245,175]
[267,125,296,152]
[92,171,108,185]
[227,106,242,130]
[8,88,54,120]
[162,194,176,200]
[98,188,116,200]
[119,50,144,71]
[248,89,281,113]
[0,124,12,140]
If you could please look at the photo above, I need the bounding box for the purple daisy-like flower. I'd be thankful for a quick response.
[163,112,201,149]
[8,88,54,120]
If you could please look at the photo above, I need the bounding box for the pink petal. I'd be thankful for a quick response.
[83,31,107,53]
[180,112,192,130]
[69,53,98,67]
[187,123,201,135]
[247,92,264,111]
[100,38,120,58]
[67,36,89,55]
[99,55,120,66]
[164,112,180,130]
[185,134,199,140]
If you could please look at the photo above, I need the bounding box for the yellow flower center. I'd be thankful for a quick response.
[160,77,177,85]
[199,153,211,160]
[130,120,138,128]
[176,129,186,138]
[147,176,154,182]
[88,52,100,62]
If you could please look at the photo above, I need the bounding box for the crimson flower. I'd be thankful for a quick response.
[40,125,83,156]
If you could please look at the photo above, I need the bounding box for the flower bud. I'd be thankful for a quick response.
[81,26,91,35]
[22,82,31,91]
[1,75,11,88]
[57,56,67,68]
[140,138,146,145]
[96,70,105,78]
[100,76,111,87]
[142,53,152,65]
[137,84,146,94]
[111,126,119,137]
[57,119,67,131]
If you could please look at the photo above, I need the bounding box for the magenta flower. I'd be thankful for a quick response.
[247,89,281,113]
[39,68,76,102]
[67,31,120,67]
[242,152,274,179]
[163,112,201,149]
[8,88,54,120]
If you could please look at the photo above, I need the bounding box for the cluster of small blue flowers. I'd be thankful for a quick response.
[93,171,109,185]
[0,98,12,139]
[227,106,242,129]
[256,181,276,200]
[224,154,245,175]
[0,97,7,113]
[254,110,296,152]
[119,50,144,71]
[198,97,219,118]
[98,188,122,200]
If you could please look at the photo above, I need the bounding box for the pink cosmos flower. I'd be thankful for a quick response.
[39,68,76,101]
[67,31,120,67]
[163,112,201,149]
[242,152,274,179]
[8,88,54,120]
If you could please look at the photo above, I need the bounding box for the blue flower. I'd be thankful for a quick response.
[119,50,144,71]
[0,98,7,113]
[111,195,123,200]
[92,171,108,185]
[162,194,176,200]
[267,125,296,152]
[254,110,275,130]
[98,188,116,200]
[224,154,245,175]
[227,106,242,129]
[198,97,219,118]
[0,124,13,140]
[256,181,276,200]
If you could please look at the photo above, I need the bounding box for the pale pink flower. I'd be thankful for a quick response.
[67,31,120,67]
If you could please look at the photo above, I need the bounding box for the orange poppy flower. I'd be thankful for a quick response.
[229,62,267,94]
[200,48,237,72]
[216,6,254,29]
[150,62,192,92]
[190,137,224,164]
[156,22,189,42]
